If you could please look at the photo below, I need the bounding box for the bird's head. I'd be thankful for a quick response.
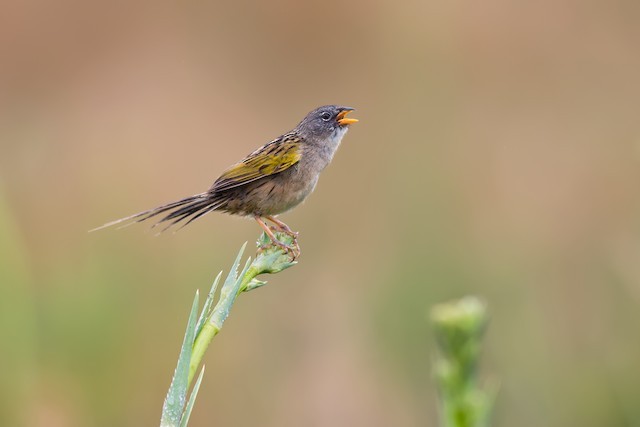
[295,105,358,141]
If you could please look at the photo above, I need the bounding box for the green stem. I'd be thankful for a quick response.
[187,267,260,385]
[430,296,496,427]
[160,234,296,427]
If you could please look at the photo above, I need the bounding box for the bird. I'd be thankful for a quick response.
[91,105,358,258]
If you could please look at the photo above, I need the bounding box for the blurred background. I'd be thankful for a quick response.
[2,0,640,426]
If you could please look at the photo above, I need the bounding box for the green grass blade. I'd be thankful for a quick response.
[243,278,268,293]
[195,272,222,337]
[160,291,200,427]
[179,366,206,427]
[223,242,247,289]
[210,258,252,329]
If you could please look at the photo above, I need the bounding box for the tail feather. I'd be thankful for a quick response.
[154,199,223,233]
[178,204,222,229]
[89,193,220,233]
[155,198,214,224]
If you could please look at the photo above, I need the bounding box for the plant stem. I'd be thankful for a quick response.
[188,266,259,385]
[159,233,296,427]
[430,296,496,427]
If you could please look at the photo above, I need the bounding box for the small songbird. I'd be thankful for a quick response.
[92,105,358,258]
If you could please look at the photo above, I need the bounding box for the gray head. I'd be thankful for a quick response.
[295,105,358,141]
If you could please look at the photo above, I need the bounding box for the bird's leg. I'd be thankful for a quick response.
[265,216,299,240]
[255,216,300,259]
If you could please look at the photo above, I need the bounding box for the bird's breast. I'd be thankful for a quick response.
[266,164,319,214]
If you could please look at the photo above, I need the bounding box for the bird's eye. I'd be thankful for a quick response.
[320,112,332,121]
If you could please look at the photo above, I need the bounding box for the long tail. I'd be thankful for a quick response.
[89,192,224,233]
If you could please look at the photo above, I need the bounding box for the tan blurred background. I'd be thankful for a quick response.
[2,0,640,426]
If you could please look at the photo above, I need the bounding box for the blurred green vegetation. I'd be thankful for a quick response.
[431,297,494,427]
[0,186,36,426]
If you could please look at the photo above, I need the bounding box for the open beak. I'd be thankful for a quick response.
[337,109,359,126]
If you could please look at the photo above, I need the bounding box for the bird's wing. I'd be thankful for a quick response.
[212,134,302,192]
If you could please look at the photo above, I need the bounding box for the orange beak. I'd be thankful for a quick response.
[337,109,359,126]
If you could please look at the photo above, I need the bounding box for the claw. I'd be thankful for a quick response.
[271,238,300,260]
[255,215,301,260]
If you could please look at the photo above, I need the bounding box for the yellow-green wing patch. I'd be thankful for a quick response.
[212,134,301,192]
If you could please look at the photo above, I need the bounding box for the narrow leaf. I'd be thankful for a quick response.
[216,243,247,311]
[225,242,247,289]
[210,258,252,329]
[242,278,268,293]
[195,272,222,337]
[179,366,206,427]
[160,291,200,427]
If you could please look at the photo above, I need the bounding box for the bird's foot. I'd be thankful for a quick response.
[255,216,300,260]
[258,237,300,260]
[269,225,299,241]
[265,216,299,240]
[274,238,300,260]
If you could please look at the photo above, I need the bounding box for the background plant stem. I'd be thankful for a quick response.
[430,296,496,427]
